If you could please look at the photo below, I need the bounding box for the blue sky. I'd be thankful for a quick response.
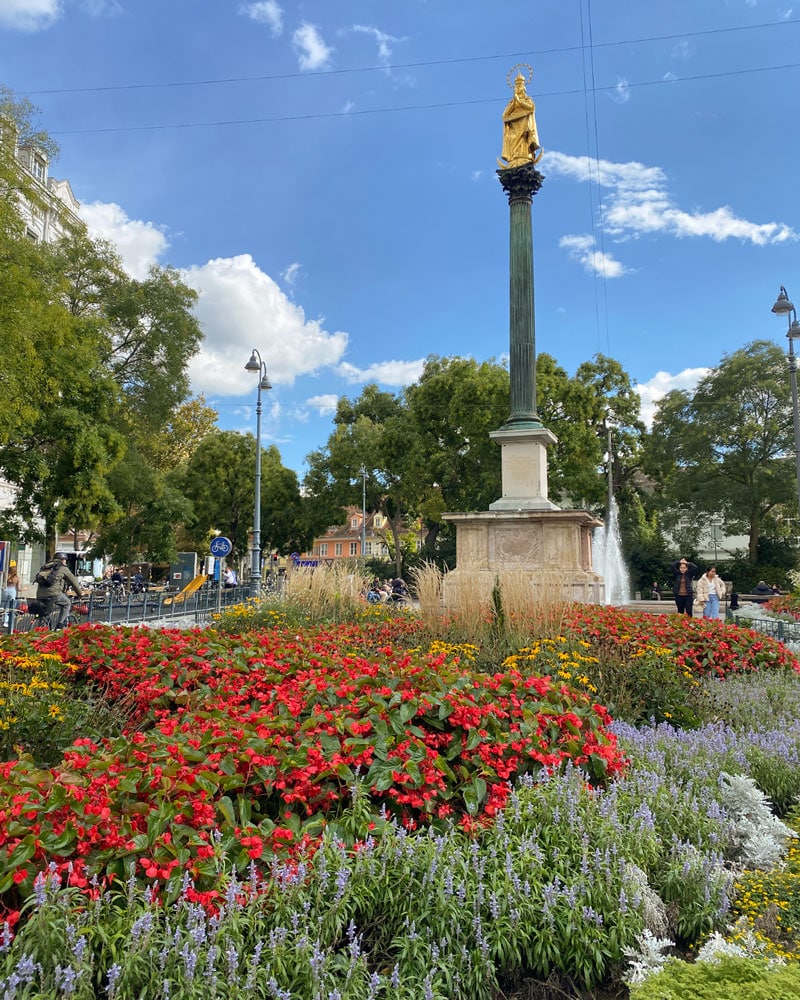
[2,0,799,476]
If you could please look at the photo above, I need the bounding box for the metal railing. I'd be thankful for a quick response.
[3,584,254,633]
[728,610,800,644]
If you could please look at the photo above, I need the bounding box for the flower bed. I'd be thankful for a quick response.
[563,604,800,678]
[0,623,624,924]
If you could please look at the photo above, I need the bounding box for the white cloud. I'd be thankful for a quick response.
[239,1,282,36]
[281,261,301,287]
[670,39,693,60]
[635,368,709,427]
[306,394,339,416]
[292,22,332,71]
[545,150,797,276]
[347,23,404,65]
[342,100,356,114]
[610,77,631,104]
[558,234,628,278]
[336,358,426,386]
[0,0,61,30]
[181,254,348,394]
[78,201,169,279]
[80,0,122,15]
[470,170,483,182]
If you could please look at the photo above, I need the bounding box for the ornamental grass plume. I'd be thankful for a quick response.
[282,562,372,623]
[412,563,568,666]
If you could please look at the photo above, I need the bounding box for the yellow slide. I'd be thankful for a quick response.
[162,574,207,606]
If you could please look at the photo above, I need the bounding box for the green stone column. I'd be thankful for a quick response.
[497,163,544,428]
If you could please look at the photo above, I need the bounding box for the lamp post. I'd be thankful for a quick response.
[709,514,722,566]
[360,466,367,559]
[771,287,800,527]
[244,349,272,596]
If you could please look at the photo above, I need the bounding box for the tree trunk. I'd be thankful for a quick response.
[424,522,440,550]
[748,515,759,563]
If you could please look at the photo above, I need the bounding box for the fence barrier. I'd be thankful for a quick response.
[3,583,255,633]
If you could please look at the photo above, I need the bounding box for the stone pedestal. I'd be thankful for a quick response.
[489,425,559,511]
[441,508,604,606]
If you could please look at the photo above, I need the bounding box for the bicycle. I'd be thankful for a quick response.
[8,598,83,634]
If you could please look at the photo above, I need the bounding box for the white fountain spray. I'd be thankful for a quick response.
[591,423,631,605]
[592,496,631,605]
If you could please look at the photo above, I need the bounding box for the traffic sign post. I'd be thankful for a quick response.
[210,537,233,614]
[210,536,233,558]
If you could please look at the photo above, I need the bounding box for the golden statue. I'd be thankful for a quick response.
[498,65,542,169]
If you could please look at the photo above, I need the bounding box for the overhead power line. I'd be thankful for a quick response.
[50,61,800,136]
[22,16,800,97]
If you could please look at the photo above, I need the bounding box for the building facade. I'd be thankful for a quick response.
[311,507,424,564]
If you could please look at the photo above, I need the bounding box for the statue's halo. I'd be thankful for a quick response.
[506,63,534,88]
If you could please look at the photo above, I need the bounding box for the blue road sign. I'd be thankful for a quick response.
[209,536,233,557]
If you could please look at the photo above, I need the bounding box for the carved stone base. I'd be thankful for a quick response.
[441,508,604,607]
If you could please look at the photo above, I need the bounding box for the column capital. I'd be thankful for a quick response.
[497,163,545,203]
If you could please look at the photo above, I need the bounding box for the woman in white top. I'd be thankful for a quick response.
[695,566,726,619]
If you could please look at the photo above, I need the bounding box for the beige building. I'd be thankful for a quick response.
[311,506,424,564]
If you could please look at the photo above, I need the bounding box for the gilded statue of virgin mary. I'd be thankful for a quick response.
[498,68,542,169]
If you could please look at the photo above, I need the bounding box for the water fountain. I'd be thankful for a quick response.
[592,497,631,605]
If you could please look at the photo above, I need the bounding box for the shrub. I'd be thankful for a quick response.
[504,636,706,728]
[630,956,800,1000]
[0,648,132,766]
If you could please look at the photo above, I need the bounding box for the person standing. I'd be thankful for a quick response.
[3,559,19,611]
[695,565,726,620]
[670,557,698,616]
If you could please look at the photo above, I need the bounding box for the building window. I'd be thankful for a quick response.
[335,542,343,556]
[365,542,373,555]
[26,229,39,242]
[373,514,384,529]
[349,542,358,556]
[31,155,46,182]
[416,539,423,551]
[319,543,328,556]
[351,516,359,529]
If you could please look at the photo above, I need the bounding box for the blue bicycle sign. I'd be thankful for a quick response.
[209,536,233,557]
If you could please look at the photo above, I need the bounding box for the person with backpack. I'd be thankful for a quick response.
[35,552,85,629]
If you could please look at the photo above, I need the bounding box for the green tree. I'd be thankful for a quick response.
[148,394,219,470]
[304,385,420,577]
[178,431,306,560]
[644,340,795,563]
[91,446,192,565]
[404,356,506,547]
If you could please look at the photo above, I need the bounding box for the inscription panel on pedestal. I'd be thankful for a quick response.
[543,526,579,568]
[490,523,543,566]
[457,525,488,567]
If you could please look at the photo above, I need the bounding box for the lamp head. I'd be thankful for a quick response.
[245,350,262,373]
[772,286,795,317]
[259,374,272,391]
[789,320,800,341]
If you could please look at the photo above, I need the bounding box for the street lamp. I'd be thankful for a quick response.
[709,514,722,565]
[771,287,800,526]
[360,466,367,558]
[245,349,272,596]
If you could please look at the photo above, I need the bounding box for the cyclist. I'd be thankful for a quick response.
[35,552,86,629]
